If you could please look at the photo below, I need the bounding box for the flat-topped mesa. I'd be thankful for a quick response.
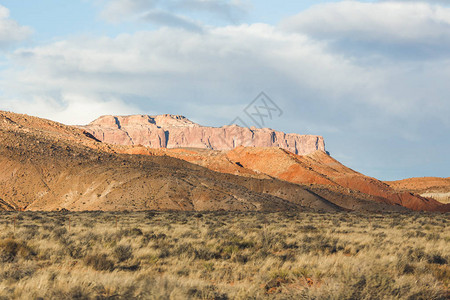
[82,114,325,155]
[90,114,198,128]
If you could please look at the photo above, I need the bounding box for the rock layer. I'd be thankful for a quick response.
[82,115,325,155]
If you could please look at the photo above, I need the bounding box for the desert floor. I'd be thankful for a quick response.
[0,211,448,299]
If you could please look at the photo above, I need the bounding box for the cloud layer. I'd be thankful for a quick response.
[282,1,450,59]
[1,1,449,179]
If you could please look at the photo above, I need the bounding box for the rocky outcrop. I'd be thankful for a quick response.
[82,115,325,155]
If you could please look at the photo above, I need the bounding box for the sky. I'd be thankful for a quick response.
[0,0,449,180]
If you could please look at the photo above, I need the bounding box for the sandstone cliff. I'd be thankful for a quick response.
[82,115,325,155]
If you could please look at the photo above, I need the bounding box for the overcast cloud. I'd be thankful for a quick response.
[0,1,448,180]
[282,1,450,59]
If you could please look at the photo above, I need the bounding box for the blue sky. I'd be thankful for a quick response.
[1,0,350,38]
[0,0,449,180]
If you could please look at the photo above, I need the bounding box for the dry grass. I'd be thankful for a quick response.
[0,211,448,299]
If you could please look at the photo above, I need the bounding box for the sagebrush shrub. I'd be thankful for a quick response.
[114,245,133,262]
[0,239,35,262]
[84,254,115,271]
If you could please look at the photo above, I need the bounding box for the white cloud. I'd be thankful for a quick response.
[0,5,32,49]
[1,93,141,125]
[281,1,450,58]
[1,25,370,114]
[1,20,447,137]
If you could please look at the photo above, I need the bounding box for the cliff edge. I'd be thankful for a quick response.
[82,114,325,155]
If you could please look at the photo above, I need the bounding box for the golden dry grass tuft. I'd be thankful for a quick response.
[0,211,448,299]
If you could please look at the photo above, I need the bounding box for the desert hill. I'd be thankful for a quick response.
[82,114,325,155]
[123,146,445,211]
[0,110,447,212]
[82,114,450,211]
[385,177,450,204]
[115,146,413,212]
[0,111,344,212]
[224,148,446,211]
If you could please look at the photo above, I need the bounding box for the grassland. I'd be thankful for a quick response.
[0,211,448,299]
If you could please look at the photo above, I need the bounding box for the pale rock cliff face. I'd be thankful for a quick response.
[82,114,325,155]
